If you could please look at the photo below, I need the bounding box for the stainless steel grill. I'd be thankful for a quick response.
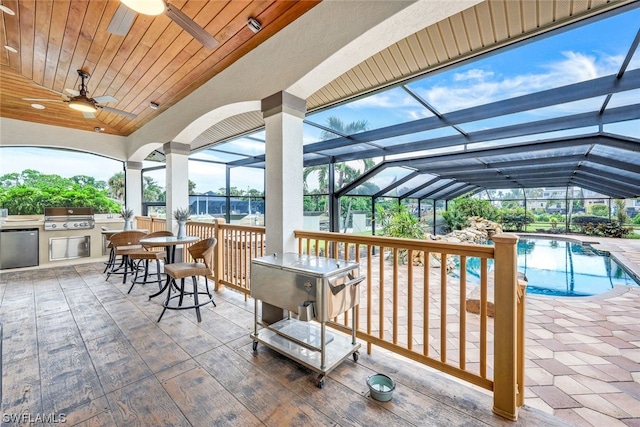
[44,207,95,231]
[250,253,365,388]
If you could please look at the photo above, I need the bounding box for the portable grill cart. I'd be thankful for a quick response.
[250,253,365,388]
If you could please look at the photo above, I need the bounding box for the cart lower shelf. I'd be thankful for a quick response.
[251,318,360,388]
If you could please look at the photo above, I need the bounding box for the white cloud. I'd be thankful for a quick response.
[453,68,494,81]
[418,51,624,114]
[347,91,413,109]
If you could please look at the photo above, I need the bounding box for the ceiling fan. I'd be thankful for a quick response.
[108,0,219,50]
[23,70,137,119]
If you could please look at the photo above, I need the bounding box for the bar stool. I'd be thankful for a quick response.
[158,238,217,323]
[102,227,118,274]
[127,230,173,294]
[105,230,147,284]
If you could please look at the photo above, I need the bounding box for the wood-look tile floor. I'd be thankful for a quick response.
[1,262,568,426]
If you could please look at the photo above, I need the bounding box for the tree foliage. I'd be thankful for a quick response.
[108,172,125,201]
[0,170,121,214]
[143,175,165,202]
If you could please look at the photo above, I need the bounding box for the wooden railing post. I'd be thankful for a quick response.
[492,233,520,421]
[213,218,225,291]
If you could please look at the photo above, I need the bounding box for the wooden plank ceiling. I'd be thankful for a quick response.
[0,0,320,135]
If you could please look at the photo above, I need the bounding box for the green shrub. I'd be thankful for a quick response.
[442,197,498,231]
[580,220,632,238]
[536,213,550,222]
[571,215,608,226]
[377,204,428,265]
[633,213,640,225]
[500,208,535,232]
[615,200,628,225]
[588,204,609,217]
[378,204,427,240]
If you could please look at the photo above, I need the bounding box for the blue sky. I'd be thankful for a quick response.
[307,6,640,133]
[2,6,639,194]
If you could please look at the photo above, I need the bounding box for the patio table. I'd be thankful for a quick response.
[140,235,199,299]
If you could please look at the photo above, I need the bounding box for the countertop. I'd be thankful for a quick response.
[0,215,126,229]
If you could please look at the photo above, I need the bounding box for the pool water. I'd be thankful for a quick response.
[464,238,640,297]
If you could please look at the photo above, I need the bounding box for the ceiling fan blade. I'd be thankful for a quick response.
[97,105,137,119]
[83,112,96,119]
[165,3,219,50]
[65,88,80,96]
[107,3,137,36]
[22,98,64,102]
[93,95,119,103]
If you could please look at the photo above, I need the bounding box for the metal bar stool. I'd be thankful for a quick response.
[105,230,147,284]
[127,230,173,294]
[158,238,217,323]
[102,228,119,274]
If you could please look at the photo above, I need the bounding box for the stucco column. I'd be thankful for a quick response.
[164,141,190,233]
[262,91,306,254]
[125,161,143,215]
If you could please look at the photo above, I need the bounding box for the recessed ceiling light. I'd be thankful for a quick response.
[149,102,159,109]
[31,104,45,110]
[0,4,15,15]
[4,45,17,53]
[247,17,261,33]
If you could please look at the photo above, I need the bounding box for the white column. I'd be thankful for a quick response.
[262,91,306,254]
[125,161,143,214]
[164,141,190,233]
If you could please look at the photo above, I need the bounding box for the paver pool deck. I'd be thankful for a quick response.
[519,234,640,426]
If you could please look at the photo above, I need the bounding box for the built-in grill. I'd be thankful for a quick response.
[44,207,95,231]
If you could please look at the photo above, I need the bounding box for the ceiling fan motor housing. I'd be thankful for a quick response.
[77,70,91,96]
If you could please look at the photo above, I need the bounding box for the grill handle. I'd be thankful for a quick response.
[328,274,366,296]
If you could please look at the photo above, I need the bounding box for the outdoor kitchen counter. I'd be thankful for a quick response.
[0,215,126,270]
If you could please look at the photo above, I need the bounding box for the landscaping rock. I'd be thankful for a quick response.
[411,217,503,272]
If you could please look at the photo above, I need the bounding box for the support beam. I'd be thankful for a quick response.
[164,142,190,235]
[262,91,306,254]
[125,161,143,216]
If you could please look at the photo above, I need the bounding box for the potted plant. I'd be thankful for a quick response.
[173,207,191,238]
[121,207,134,230]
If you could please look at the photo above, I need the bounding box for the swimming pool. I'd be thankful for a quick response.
[463,237,640,297]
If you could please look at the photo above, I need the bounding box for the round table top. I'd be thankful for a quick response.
[139,235,199,246]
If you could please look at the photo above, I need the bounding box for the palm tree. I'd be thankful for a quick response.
[304,116,373,194]
[303,116,378,232]
[319,117,369,140]
[108,172,125,202]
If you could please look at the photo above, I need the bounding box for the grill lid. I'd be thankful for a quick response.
[44,207,95,217]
